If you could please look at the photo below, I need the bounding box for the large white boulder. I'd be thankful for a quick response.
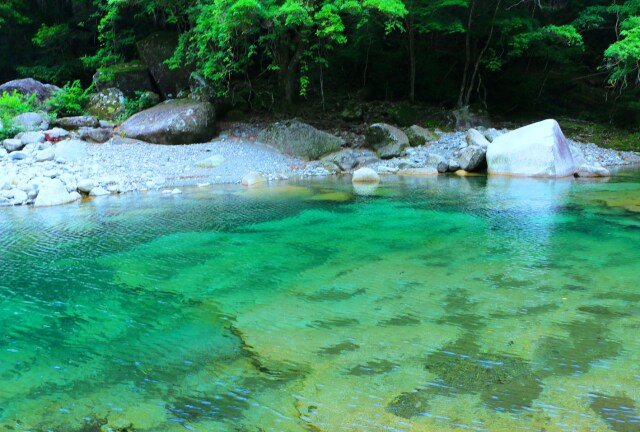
[486,119,576,177]
[54,139,88,163]
[34,178,79,207]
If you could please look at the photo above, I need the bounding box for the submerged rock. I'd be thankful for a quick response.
[575,164,611,178]
[487,119,576,177]
[258,120,344,160]
[119,99,216,144]
[242,171,266,186]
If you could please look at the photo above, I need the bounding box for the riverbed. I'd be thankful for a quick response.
[1,170,639,431]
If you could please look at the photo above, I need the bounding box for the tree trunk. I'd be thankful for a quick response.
[276,30,306,108]
[408,15,416,102]
[457,0,476,108]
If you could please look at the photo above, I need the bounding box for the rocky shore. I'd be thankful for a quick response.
[2,119,640,207]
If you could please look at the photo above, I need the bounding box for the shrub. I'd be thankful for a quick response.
[46,80,91,117]
[0,91,38,140]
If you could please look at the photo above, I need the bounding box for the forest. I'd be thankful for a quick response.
[1,0,640,128]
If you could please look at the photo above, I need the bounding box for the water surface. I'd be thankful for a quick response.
[1,171,640,431]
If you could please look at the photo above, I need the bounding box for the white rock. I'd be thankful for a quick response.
[352,167,380,183]
[77,179,94,193]
[34,178,79,207]
[171,188,182,194]
[397,167,439,176]
[3,139,24,152]
[241,171,267,186]
[89,186,109,196]
[575,164,611,178]
[20,131,45,146]
[0,148,7,159]
[195,154,225,168]
[487,119,576,177]
[54,139,88,163]
[36,148,55,162]
[10,189,27,204]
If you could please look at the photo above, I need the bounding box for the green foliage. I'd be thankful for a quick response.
[0,0,28,29]
[510,25,584,58]
[46,81,91,117]
[0,91,38,140]
[119,91,158,121]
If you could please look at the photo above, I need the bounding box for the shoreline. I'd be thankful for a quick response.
[2,122,640,207]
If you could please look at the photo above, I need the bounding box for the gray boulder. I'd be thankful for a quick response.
[258,120,344,160]
[44,127,70,143]
[35,148,55,162]
[20,131,45,146]
[466,128,490,148]
[365,123,410,159]
[86,88,126,120]
[404,125,439,147]
[0,78,59,103]
[119,99,216,145]
[54,139,88,162]
[34,178,79,206]
[3,139,24,152]
[137,32,192,99]
[322,149,357,171]
[487,119,576,177]
[79,127,112,143]
[458,145,487,172]
[55,116,100,129]
[13,112,49,131]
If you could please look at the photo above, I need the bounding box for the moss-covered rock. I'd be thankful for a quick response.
[404,125,439,147]
[365,123,410,159]
[137,32,192,99]
[86,88,126,120]
[93,61,153,97]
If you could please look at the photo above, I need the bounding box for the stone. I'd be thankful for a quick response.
[257,120,344,160]
[483,128,502,142]
[54,139,88,162]
[44,128,70,143]
[20,131,45,146]
[404,125,439,147]
[0,78,58,103]
[466,128,490,148]
[365,123,410,159]
[89,186,109,196]
[426,153,446,168]
[79,127,112,143]
[9,151,27,160]
[10,188,28,205]
[0,148,7,159]
[241,171,266,186]
[119,99,216,145]
[36,148,55,162]
[13,112,49,131]
[352,167,380,183]
[137,32,192,99]
[398,167,439,176]
[321,149,357,171]
[3,139,24,152]
[447,159,461,172]
[458,145,487,172]
[376,165,399,174]
[34,178,79,207]
[93,61,154,97]
[195,154,225,168]
[77,179,95,193]
[86,88,126,120]
[486,119,576,177]
[575,164,611,178]
[55,116,100,129]
[437,160,449,173]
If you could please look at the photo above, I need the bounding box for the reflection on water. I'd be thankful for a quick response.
[1,171,640,431]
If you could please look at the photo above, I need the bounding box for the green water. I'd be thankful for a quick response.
[1,172,640,432]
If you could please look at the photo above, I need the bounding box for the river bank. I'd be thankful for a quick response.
[2,120,640,207]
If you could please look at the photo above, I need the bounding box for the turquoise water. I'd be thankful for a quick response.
[1,171,640,431]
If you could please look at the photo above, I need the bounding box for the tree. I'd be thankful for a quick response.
[172,0,407,106]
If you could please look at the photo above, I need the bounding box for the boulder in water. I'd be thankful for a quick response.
[34,178,79,207]
[486,119,576,177]
[352,167,380,183]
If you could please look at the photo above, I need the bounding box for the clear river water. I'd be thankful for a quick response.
[1,170,640,432]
